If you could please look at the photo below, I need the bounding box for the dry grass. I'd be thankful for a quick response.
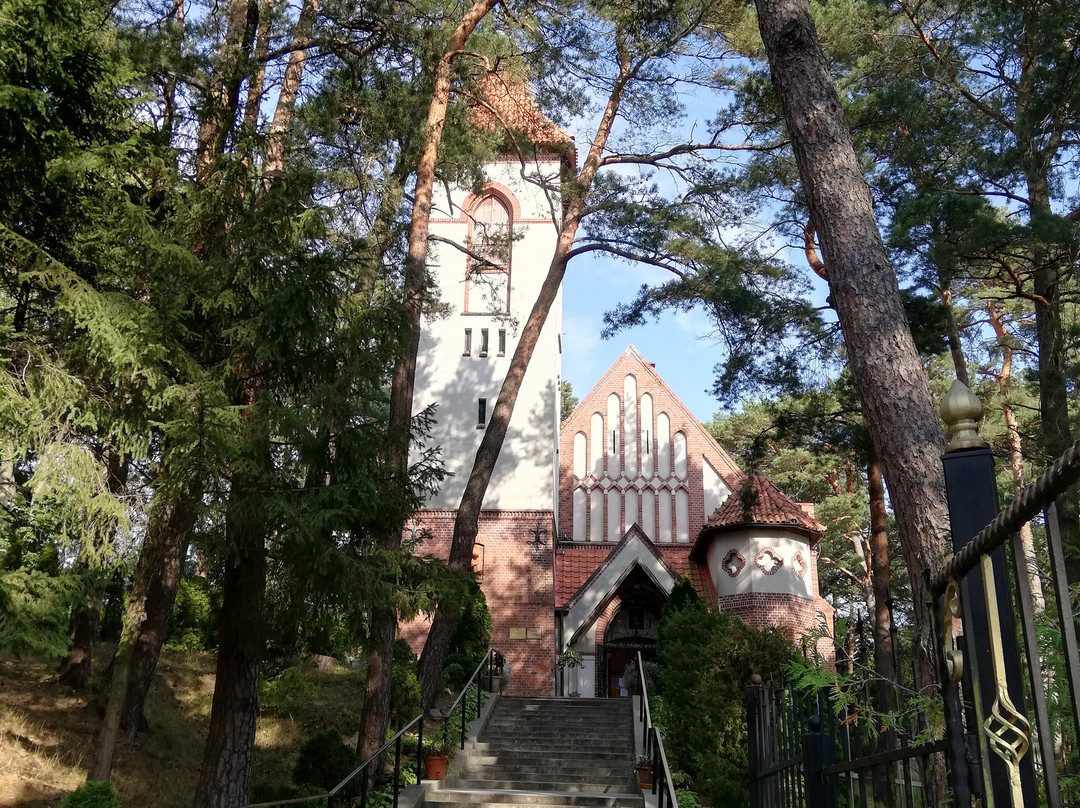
[0,648,369,807]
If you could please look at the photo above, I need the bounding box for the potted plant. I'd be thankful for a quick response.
[422,737,452,781]
[633,755,654,789]
[555,649,585,697]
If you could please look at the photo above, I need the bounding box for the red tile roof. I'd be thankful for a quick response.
[555,545,613,606]
[469,73,573,147]
[554,535,714,608]
[704,475,824,535]
[657,544,715,602]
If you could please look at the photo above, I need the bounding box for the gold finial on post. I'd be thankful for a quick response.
[940,379,989,453]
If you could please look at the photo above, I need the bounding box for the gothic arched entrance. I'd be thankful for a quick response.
[600,571,662,697]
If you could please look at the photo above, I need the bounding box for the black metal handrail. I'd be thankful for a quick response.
[244,647,502,808]
[636,650,678,808]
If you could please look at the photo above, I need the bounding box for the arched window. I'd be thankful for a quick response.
[465,194,511,313]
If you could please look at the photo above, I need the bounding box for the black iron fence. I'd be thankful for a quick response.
[245,648,504,808]
[748,386,1080,808]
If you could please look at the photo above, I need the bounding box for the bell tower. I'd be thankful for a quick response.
[413,74,574,513]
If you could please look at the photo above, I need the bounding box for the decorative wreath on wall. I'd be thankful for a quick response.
[722,548,746,577]
[791,551,807,580]
[754,546,783,575]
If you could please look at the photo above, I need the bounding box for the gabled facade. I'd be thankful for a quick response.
[401,77,833,697]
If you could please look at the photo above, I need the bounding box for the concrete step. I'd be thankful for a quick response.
[472,743,631,756]
[485,721,631,732]
[480,732,632,744]
[447,779,633,793]
[425,787,641,808]
[470,743,630,756]
[464,747,630,760]
[458,766,631,783]
[424,696,642,808]
[495,700,630,712]
[464,758,632,775]
[494,700,630,712]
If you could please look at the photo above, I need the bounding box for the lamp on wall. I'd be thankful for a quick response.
[527,522,548,547]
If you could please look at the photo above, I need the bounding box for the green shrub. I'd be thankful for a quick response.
[293,729,355,790]
[441,581,491,692]
[0,570,82,657]
[260,665,312,716]
[654,582,792,807]
[166,577,217,651]
[390,639,421,728]
[98,572,127,642]
[61,781,122,808]
[251,780,325,803]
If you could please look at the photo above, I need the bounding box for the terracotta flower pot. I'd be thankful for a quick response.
[635,766,653,789]
[424,754,449,780]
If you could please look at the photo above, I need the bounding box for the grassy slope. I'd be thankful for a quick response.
[0,648,368,807]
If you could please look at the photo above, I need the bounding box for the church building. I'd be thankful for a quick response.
[401,76,833,697]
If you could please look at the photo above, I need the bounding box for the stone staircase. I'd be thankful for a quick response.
[425,697,643,808]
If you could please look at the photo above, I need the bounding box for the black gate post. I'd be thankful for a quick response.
[804,715,835,808]
[940,380,1037,807]
[747,674,767,808]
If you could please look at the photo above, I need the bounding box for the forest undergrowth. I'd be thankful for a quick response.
[0,650,368,807]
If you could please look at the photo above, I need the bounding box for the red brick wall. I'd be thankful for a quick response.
[716,591,835,665]
[557,349,742,544]
[399,509,555,697]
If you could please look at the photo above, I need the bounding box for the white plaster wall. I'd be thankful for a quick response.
[703,459,732,519]
[658,490,672,542]
[675,489,689,543]
[657,413,671,477]
[589,489,603,541]
[606,393,620,478]
[641,490,655,539]
[572,489,586,540]
[606,489,621,539]
[640,394,654,477]
[573,432,587,477]
[705,528,814,599]
[623,375,638,477]
[414,158,563,510]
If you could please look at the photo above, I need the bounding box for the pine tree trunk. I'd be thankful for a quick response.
[58,592,100,690]
[986,300,1045,611]
[939,287,969,386]
[752,0,949,699]
[418,37,635,710]
[121,490,199,741]
[1012,0,1080,583]
[868,457,895,718]
[93,552,157,780]
[194,468,267,808]
[356,607,395,777]
[1026,171,1080,584]
[59,451,127,691]
[260,0,319,194]
[356,0,498,757]
[196,0,255,181]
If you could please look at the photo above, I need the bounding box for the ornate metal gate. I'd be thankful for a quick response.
[748,382,1080,808]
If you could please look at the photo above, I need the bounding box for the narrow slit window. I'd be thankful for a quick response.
[480,328,489,356]
[612,430,617,454]
[646,431,650,454]
[498,329,506,356]
[478,398,487,428]
[463,328,472,356]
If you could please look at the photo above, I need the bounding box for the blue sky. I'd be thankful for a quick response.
[560,254,725,424]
